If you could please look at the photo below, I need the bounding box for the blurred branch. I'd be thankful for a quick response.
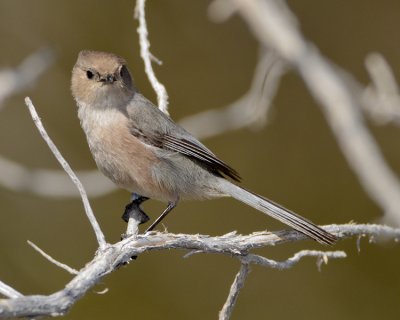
[0,155,116,197]
[134,0,169,114]
[24,97,107,250]
[0,223,398,318]
[0,48,54,108]
[361,53,400,125]
[179,50,287,139]
[217,0,400,225]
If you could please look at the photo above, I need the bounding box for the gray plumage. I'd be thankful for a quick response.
[71,50,337,245]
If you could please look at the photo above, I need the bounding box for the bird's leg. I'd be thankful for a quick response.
[122,193,150,224]
[124,199,177,261]
[145,201,178,232]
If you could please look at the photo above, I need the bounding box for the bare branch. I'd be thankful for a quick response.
[219,263,250,320]
[0,223,398,318]
[134,0,169,114]
[0,281,23,299]
[27,241,79,275]
[241,250,346,270]
[3,5,400,319]
[226,0,400,225]
[24,97,107,250]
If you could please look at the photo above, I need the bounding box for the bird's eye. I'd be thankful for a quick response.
[86,70,94,79]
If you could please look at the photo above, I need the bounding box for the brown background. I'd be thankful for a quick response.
[0,1,400,319]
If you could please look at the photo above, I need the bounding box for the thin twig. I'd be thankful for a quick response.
[241,250,347,270]
[134,0,169,114]
[219,263,250,320]
[0,281,23,299]
[24,97,107,250]
[27,241,79,275]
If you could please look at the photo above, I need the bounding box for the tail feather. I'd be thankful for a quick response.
[219,181,337,245]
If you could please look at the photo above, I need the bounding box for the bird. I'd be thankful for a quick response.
[71,50,336,245]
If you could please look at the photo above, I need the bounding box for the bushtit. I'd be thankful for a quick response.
[71,50,336,245]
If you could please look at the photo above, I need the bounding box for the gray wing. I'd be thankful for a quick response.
[126,93,241,182]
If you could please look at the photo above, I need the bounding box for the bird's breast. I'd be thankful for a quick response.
[78,104,165,199]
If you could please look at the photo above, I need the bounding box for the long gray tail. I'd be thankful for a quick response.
[218,180,336,245]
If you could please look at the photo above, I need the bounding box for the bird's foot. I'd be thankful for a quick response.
[121,195,150,224]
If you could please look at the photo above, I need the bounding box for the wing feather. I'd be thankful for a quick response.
[127,94,241,182]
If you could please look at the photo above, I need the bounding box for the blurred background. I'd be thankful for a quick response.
[1,0,400,319]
